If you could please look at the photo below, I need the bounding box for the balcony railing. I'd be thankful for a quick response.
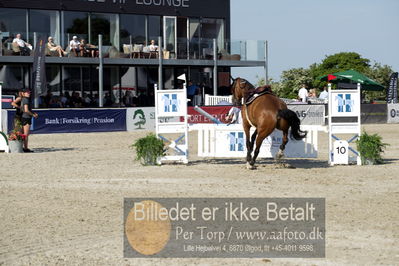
[1,32,267,62]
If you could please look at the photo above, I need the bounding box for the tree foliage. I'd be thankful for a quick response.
[256,52,394,101]
[310,52,371,88]
[274,68,312,98]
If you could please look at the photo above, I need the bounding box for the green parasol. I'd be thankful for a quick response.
[318,69,384,91]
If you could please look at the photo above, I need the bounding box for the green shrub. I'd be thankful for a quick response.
[356,131,389,165]
[132,133,165,165]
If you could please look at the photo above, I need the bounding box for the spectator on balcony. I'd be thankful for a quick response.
[13,34,32,56]
[69,36,81,57]
[47,36,65,57]
[149,40,158,52]
[80,39,98,57]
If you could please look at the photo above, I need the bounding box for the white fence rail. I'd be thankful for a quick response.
[204,95,233,106]
[194,124,322,158]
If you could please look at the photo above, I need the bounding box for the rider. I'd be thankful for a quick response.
[226,106,242,124]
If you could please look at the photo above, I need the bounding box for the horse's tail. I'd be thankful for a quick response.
[278,109,307,140]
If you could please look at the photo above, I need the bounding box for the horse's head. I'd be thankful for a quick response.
[230,77,254,105]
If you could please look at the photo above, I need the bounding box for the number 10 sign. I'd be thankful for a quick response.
[333,140,349,165]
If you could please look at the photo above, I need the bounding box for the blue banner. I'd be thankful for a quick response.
[7,109,126,134]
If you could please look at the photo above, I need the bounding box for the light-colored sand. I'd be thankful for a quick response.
[0,124,398,265]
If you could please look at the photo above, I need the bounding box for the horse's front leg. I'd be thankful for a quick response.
[244,126,253,169]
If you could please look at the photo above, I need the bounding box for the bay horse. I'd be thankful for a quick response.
[231,77,307,169]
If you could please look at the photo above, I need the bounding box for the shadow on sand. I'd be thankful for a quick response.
[32,147,77,153]
[189,158,329,169]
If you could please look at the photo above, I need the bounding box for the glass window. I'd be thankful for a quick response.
[0,64,26,95]
[63,11,89,48]
[0,8,27,46]
[103,66,119,107]
[120,14,145,50]
[163,17,176,55]
[120,67,138,107]
[62,66,92,107]
[200,18,225,58]
[29,10,60,45]
[91,13,119,48]
[189,18,200,59]
[148,16,161,45]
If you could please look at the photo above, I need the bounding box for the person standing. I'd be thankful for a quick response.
[319,86,329,101]
[11,90,24,132]
[298,84,308,103]
[187,80,199,106]
[20,89,38,152]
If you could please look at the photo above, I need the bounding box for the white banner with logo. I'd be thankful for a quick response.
[387,104,399,123]
[126,107,156,131]
[330,91,360,117]
[126,107,181,131]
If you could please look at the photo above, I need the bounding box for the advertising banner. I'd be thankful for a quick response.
[32,38,47,99]
[188,106,231,124]
[187,105,325,126]
[2,95,15,109]
[7,109,126,134]
[287,105,325,125]
[387,104,399,123]
[387,72,398,104]
[126,107,156,131]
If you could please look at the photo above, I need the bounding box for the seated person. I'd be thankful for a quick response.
[12,33,32,56]
[79,39,98,57]
[47,36,65,57]
[69,36,81,56]
[149,40,158,52]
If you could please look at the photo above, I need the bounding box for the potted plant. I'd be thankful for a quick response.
[132,133,165,165]
[356,131,388,165]
[8,130,26,153]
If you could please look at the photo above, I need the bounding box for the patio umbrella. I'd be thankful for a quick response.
[318,69,384,91]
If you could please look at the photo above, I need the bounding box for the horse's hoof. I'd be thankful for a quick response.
[246,162,256,170]
[275,150,284,160]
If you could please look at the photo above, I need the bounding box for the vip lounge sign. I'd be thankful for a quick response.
[331,92,358,117]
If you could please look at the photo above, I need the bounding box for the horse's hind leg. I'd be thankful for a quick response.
[276,130,289,160]
[250,128,274,168]
[250,130,257,151]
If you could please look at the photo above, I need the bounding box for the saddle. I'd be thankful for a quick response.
[245,85,273,105]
